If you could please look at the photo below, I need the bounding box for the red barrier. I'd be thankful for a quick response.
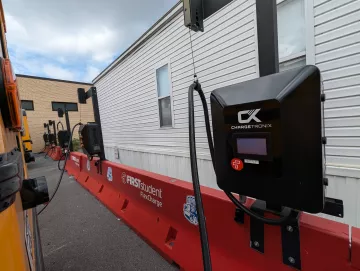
[352,227,360,269]
[49,146,64,161]
[65,152,82,179]
[66,152,360,271]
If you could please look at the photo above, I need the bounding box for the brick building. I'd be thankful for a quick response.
[17,74,94,152]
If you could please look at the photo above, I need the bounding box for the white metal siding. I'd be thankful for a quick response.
[97,0,360,226]
[105,146,218,189]
[314,0,360,226]
[314,0,360,169]
[96,0,258,188]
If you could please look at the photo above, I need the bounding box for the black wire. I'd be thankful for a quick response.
[188,82,212,271]
[38,122,82,215]
[57,121,64,131]
[188,27,197,78]
[197,88,214,168]
[225,191,291,225]
[195,84,291,225]
[57,152,66,171]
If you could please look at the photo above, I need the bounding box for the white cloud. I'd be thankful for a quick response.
[6,14,122,63]
[42,64,76,81]
[83,66,101,82]
[3,0,178,81]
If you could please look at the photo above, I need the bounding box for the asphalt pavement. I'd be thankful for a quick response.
[28,154,177,271]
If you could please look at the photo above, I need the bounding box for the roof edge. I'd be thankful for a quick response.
[16,74,93,86]
[93,1,183,84]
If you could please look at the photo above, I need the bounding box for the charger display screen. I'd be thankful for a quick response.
[237,138,267,156]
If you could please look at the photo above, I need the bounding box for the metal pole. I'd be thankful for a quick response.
[64,110,73,151]
[90,87,106,161]
[256,0,280,211]
[256,0,279,77]
[52,121,57,146]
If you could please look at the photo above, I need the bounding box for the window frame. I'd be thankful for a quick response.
[277,0,307,67]
[254,0,314,74]
[51,101,78,112]
[21,100,34,111]
[154,61,174,129]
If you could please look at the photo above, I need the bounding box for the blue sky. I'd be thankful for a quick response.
[3,0,178,83]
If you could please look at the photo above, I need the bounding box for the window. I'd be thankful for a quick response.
[277,0,306,71]
[156,64,173,127]
[51,102,78,112]
[21,100,34,111]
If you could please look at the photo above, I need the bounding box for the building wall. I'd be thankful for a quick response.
[97,0,258,190]
[313,0,360,226]
[96,0,360,225]
[17,76,94,152]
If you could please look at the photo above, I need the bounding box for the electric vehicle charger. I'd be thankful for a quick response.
[211,65,325,213]
[44,132,56,158]
[57,117,70,170]
[79,122,102,159]
[188,66,326,270]
[43,123,50,146]
[58,130,70,149]
[48,120,57,146]
[37,122,82,215]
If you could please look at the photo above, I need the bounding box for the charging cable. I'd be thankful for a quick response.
[58,152,66,171]
[188,80,212,271]
[37,122,82,215]
[57,121,64,131]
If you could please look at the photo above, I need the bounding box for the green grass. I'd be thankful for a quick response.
[72,138,80,151]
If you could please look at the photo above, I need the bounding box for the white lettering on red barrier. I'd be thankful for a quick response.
[71,156,80,167]
[122,172,163,208]
[140,191,163,208]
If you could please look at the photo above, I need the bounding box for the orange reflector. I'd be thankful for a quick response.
[1,58,21,130]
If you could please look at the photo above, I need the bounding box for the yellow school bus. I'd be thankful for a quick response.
[0,1,48,270]
[21,109,35,163]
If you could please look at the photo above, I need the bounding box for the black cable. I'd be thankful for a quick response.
[196,87,215,168]
[37,122,82,215]
[57,121,64,131]
[188,82,212,271]
[57,152,66,170]
[225,191,291,225]
[195,83,291,225]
